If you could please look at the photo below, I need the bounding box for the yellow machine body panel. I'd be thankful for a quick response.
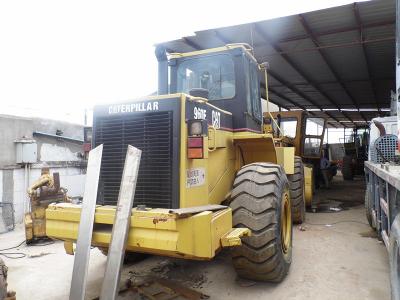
[178,95,238,208]
[232,133,277,165]
[180,97,295,207]
[46,203,250,260]
[24,207,47,241]
[304,165,313,206]
[276,147,295,175]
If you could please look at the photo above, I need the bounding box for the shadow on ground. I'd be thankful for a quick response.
[312,173,365,212]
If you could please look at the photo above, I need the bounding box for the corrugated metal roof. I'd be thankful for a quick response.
[158,0,395,127]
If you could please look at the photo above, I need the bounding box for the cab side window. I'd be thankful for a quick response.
[249,63,262,121]
[244,57,262,122]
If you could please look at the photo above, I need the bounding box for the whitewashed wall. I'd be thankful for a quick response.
[40,143,81,162]
[0,114,87,224]
[11,167,85,223]
[12,169,27,222]
[0,170,3,203]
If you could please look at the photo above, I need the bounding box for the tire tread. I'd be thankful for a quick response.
[230,163,292,282]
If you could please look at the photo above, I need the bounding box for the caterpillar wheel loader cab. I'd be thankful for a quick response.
[46,44,295,282]
[342,126,369,180]
[263,111,327,222]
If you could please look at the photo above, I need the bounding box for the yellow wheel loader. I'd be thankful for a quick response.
[263,111,327,223]
[46,44,300,282]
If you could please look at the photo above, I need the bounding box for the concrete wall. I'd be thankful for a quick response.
[7,166,86,223]
[36,136,82,162]
[0,115,33,167]
[0,114,88,224]
[0,114,84,167]
[32,118,83,141]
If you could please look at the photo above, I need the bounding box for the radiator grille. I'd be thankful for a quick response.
[94,111,174,208]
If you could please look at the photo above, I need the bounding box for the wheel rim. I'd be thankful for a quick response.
[281,190,292,254]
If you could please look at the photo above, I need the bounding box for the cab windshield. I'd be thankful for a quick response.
[303,117,325,157]
[177,54,235,100]
[280,118,297,138]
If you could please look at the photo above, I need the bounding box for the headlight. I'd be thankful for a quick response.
[188,119,208,136]
[189,120,203,136]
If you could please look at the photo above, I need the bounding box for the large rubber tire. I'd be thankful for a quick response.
[288,157,305,224]
[0,258,8,300]
[389,215,400,300]
[342,155,354,180]
[230,163,292,282]
[365,186,374,228]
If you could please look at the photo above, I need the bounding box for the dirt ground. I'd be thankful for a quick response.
[0,175,390,300]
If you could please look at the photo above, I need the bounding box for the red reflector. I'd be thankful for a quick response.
[188,137,203,148]
[188,148,203,159]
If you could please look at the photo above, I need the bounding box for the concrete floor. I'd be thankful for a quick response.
[1,175,391,300]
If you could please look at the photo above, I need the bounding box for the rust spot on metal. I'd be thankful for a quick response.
[152,217,168,225]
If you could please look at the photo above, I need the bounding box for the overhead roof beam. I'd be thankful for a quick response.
[267,86,340,127]
[327,122,338,128]
[267,70,323,109]
[277,20,394,44]
[267,69,349,125]
[253,24,355,125]
[256,37,394,59]
[182,37,203,51]
[268,77,393,87]
[214,30,231,44]
[268,88,344,127]
[328,121,339,128]
[297,14,368,122]
[204,21,395,52]
[260,85,292,110]
[213,29,344,120]
[266,85,305,109]
[269,100,291,111]
[353,3,382,117]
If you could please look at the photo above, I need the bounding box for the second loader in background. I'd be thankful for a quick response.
[264,110,329,221]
